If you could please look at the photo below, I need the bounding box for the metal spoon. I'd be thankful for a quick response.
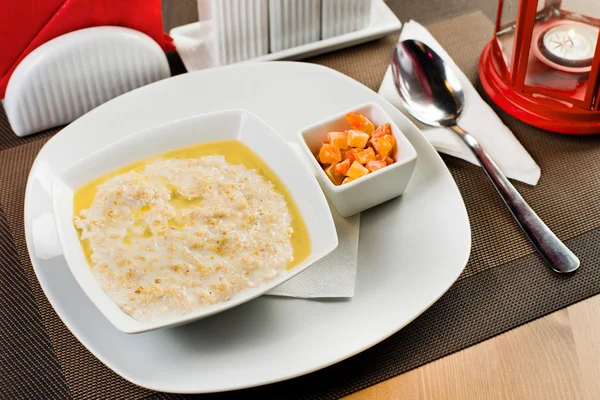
[391,39,579,274]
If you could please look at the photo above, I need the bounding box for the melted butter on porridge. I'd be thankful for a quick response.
[73,140,310,322]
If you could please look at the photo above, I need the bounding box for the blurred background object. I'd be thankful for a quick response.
[1,0,172,136]
[170,0,400,72]
[479,0,600,134]
[322,0,371,39]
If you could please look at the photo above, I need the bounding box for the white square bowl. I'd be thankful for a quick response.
[298,102,417,217]
[52,109,338,334]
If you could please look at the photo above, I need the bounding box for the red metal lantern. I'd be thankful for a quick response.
[479,0,600,134]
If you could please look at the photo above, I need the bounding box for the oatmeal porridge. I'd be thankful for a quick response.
[73,140,309,322]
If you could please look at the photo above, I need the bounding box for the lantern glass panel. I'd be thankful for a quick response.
[523,0,600,105]
[561,0,600,21]
[496,0,521,72]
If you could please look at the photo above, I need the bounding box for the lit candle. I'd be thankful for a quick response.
[538,21,599,69]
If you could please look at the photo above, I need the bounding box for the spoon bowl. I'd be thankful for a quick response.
[391,40,464,127]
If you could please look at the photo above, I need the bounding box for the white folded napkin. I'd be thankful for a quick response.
[169,22,219,72]
[378,20,541,186]
[266,205,360,298]
[266,143,360,298]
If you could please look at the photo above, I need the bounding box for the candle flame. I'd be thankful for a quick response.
[568,28,576,38]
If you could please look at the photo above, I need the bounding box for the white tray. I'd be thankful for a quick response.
[25,62,470,393]
[169,0,401,72]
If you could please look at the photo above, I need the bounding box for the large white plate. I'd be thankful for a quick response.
[24,62,471,393]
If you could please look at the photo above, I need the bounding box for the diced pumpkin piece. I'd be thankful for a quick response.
[372,136,393,157]
[324,164,344,185]
[376,154,394,165]
[318,143,342,164]
[342,177,356,185]
[355,147,376,165]
[335,159,351,175]
[383,134,396,148]
[327,131,348,149]
[344,148,360,163]
[371,123,392,140]
[345,112,375,135]
[347,130,369,149]
[366,160,387,172]
[346,161,369,179]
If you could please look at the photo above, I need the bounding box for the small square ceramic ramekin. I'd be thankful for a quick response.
[298,102,417,217]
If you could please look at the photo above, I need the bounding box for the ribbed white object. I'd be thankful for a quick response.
[4,26,170,137]
[170,21,219,71]
[321,0,372,39]
[269,0,321,52]
[212,0,269,65]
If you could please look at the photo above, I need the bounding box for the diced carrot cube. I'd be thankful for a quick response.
[344,148,359,163]
[327,131,348,149]
[346,161,369,179]
[345,112,375,135]
[366,160,387,172]
[355,147,376,165]
[324,164,344,185]
[335,159,351,175]
[347,130,369,149]
[371,123,392,140]
[342,177,356,185]
[372,136,393,157]
[318,143,342,165]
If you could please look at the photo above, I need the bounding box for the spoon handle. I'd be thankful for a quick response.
[450,125,579,273]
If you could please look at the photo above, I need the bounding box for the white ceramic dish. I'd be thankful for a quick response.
[170,0,401,72]
[51,109,338,334]
[269,0,321,52]
[299,102,417,217]
[322,0,371,39]
[25,62,470,393]
[4,26,169,137]
[211,0,269,65]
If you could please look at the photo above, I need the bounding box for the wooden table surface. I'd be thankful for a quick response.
[346,294,600,400]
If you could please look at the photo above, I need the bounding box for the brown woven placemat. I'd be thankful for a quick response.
[3,9,600,400]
